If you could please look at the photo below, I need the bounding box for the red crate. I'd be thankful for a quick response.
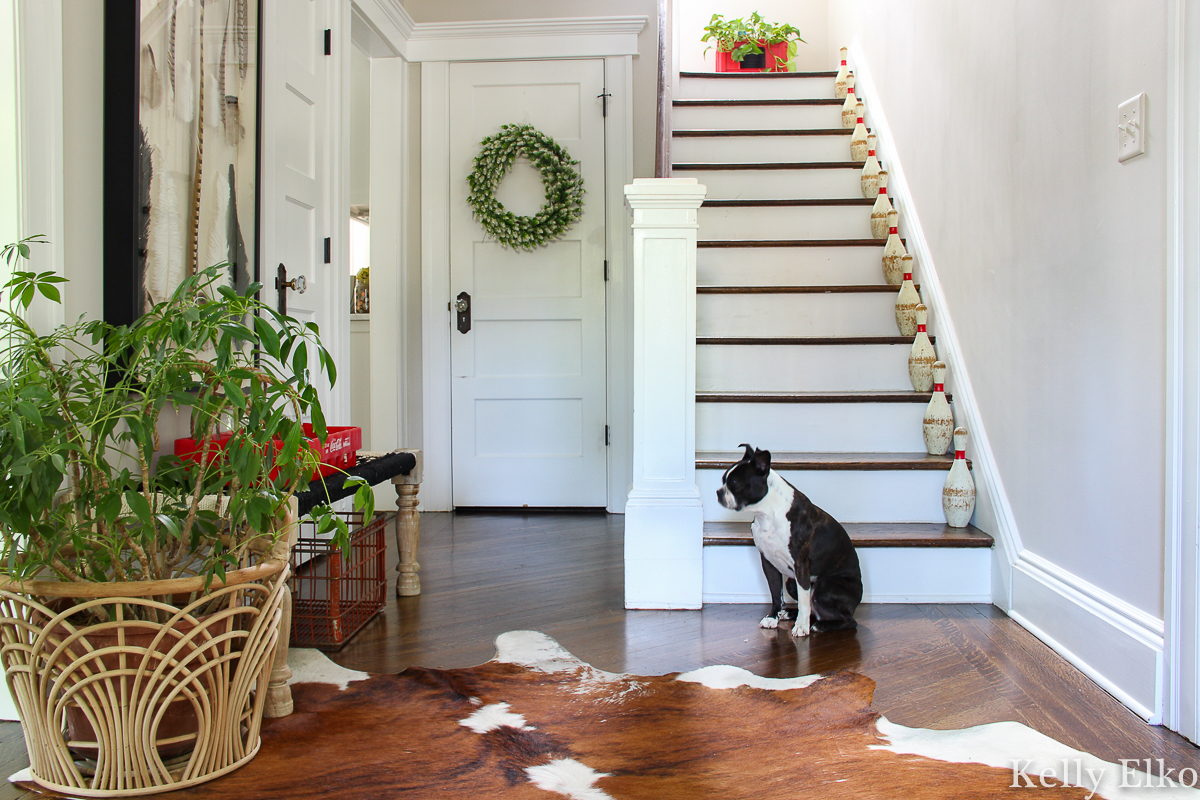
[290,511,389,650]
[716,41,790,72]
[174,423,361,481]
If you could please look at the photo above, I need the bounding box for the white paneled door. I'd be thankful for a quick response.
[262,0,340,420]
[449,60,608,507]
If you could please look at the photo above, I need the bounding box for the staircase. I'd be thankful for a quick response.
[672,70,993,604]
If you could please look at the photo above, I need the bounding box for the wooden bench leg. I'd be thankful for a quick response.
[392,450,423,597]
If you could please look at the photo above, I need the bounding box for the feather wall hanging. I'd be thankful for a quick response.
[227,165,250,294]
[140,45,163,109]
[138,126,153,288]
[236,0,248,79]
[145,147,187,306]
[166,0,177,113]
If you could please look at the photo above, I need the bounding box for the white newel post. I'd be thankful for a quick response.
[623,178,708,609]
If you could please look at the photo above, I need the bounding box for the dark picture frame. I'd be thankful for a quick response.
[104,0,263,327]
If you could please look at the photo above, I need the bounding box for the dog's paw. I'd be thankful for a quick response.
[790,620,811,638]
[759,615,781,629]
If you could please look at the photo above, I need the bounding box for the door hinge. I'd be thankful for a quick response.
[323,237,331,264]
[324,29,332,56]
[603,260,609,281]
[605,425,610,446]
[598,90,612,117]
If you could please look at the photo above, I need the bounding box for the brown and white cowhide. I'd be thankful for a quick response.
[11,632,1198,799]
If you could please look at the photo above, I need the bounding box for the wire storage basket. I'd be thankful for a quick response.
[290,510,390,649]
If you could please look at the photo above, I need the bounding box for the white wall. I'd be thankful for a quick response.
[349,44,371,208]
[677,0,829,73]
[828,1,1169,718]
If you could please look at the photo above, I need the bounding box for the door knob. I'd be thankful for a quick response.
[275,263,307,315]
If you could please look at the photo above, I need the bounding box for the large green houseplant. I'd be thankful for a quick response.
[701,12,806,72]
[0,237,372,795]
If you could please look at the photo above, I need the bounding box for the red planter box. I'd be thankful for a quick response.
[716,40,790,72]
[175,423,362,482]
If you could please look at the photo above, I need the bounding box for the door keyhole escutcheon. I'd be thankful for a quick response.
[456,292,471,334]
[275,263,307,315]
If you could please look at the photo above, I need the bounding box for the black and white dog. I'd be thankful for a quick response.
[716,444,862,637]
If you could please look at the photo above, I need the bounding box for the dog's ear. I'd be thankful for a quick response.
[738,443,754,463]
[753,448,772,474]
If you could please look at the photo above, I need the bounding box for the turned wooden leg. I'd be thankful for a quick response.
[395,483,421,596]
[265,497,299,718]
[392,450,423,597]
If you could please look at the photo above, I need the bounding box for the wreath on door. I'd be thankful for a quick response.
[466,124,585,251]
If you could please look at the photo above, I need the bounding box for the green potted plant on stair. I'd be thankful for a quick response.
[701,12,806,73]
[0,237,372,796]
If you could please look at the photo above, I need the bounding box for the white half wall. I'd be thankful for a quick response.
[829,1,1170,721]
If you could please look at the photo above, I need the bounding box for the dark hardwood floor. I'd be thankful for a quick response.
[0,510,1195,797]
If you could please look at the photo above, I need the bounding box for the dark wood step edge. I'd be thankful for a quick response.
[680,70,839,79]
[674,98,843,107]
[698,284,918,293]
[674,128,851,137]
[697,335,936,345]
[697,391,951,403]
[702,524,993,548]
[698,239,902,249]
[676,161,863,171]
[695,454,969,471]
[702,198,873,207]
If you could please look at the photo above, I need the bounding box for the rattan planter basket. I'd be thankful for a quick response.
[0,560,288,797]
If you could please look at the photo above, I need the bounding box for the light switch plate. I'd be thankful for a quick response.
[1118,93,1146,163]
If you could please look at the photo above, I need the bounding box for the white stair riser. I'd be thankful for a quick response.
[699,205,870,241]
[696,468,951,523]
[673,135,849,163]
[677,76,834,101]
[698,292,902,337]
[672,104,843,130]
[698,246,886,286]
[702,545,992,603]
[698,343,914,393]
[696,402,928,453]
[674,168,861,200]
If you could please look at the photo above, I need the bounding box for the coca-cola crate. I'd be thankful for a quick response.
[174,423,361,481]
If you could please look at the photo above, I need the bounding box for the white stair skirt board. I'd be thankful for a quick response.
[696,401,929,453]
[674,168,861,201]
[676,76,835,101]
[697,291,903,338]
[698,205,872,241]
[673,134,850,164]
[698,342,914,393]
[696,467,950,524]
[702,544,991,604]
[698,246,887,287]
[671,105,842,131]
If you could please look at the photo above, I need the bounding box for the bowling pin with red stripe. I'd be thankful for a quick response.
[942,428,975,527]
[835,47,850,98]
[924,362,954,455]
[895,249,920,335]
[909,304,935,392]
[861,134,881,198]
[871,170,893,238]
[841,75,858,128]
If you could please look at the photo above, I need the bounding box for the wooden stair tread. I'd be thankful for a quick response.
[702,521,993,548]
[698,335,935,345]
[674,98,844,107]
[697,391,950,403]
[698,239,904,249]
[676,161,864,170]
[698,284,917,293]
[695,451,968,471]
[703,198,874,207]
[675,128,851,137]
[680,70,839,79]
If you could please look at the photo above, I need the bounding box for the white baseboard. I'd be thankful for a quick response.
[1011,554,1164,722]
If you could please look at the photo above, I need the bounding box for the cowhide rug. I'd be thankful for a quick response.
[10,631,1199,799]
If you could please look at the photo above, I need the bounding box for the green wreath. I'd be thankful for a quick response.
[466,124,585,251]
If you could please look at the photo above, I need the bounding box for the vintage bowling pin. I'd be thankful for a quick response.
[895,254,920,335]
[924,362,954,455]
[851,105,868,162]
[842,78,858,129]
[909,303,936,392]
[942,427,975,527]
[861,134,881,198]
[883,221,908,286]
[871,170,893,238]
[835,47,850,98]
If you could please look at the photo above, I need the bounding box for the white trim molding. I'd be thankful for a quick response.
[848,40,1166,724]
[360,2,645,62]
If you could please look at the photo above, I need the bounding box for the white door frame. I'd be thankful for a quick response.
[1164,0,1200,741]
[417,23,643,513]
